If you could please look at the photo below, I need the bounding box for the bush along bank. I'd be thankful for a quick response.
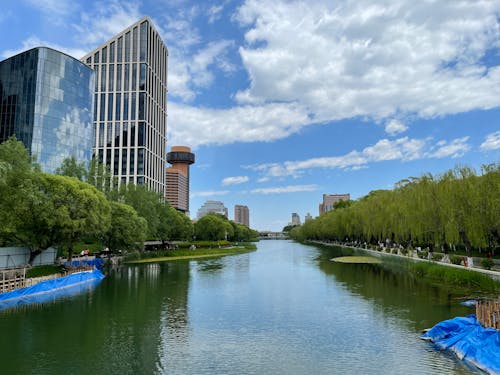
[125,242,257,263]
[312,240,500,295]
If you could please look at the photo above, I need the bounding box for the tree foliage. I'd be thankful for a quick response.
[291,163,500,257]
[102,202,147,252]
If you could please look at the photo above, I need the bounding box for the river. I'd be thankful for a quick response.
[0,240,481,374]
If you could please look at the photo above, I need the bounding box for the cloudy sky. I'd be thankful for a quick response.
[2,0,500,231]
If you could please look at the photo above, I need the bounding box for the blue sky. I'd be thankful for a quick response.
[1,0,500,231]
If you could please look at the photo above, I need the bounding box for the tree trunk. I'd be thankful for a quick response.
[28,249,42,265]
[459,230,473,258]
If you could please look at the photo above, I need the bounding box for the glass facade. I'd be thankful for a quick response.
[0,47,94,173]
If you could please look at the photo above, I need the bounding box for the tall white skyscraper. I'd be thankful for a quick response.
[82,16,168,194]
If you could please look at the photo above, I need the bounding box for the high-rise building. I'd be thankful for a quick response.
[166,146,195,214]
[319,193,350,215]
[291,213,301,226]
[305,213,313,222]
[0,47,94,172]
[82,16,168,194]
[234,205,250,227]
[197,200,228,219]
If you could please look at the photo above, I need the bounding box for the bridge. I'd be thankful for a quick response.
[258,232,289,240]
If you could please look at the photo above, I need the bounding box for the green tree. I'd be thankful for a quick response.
[194,214,229,241]
[157,205,194,242]
[42,174,111,262]
[102,202,147,252]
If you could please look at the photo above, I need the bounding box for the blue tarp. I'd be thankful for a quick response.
[0,269,104,310]
[65,258,104,270]
[421,315,500,375]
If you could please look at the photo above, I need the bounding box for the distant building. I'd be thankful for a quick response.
[234,205,250,227]
[305,213,313,222]
[319,193,350,215]
[166,146,195,214]
[0,47,94,172]
[197,200,228,219]
[81,16,168,194]
[291,213,301,226]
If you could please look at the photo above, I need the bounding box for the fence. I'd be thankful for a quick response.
[0,268,26,293]
[476,297,500,330]
[0,247,57,269]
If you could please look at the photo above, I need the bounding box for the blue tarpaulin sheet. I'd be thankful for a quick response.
[0,269,104,310]
[421,315,500,375]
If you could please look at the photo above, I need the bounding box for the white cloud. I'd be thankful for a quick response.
[191,190,230,198]
[480,131,500,151]
[73,0,142,47]
[250,136,471,179]
[25,0,77,21]
[427,137,470,158]
[1,36,88,60]
[385,119,408,136]
[168,101,310,148]
[248,185,319,194]
[222,176,249,186]
[233,0,500,122]
[168,0,500,149]
[208,4,225,24]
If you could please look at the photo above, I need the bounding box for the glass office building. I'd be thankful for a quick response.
[0,47,94,172]
[81,16,168,195]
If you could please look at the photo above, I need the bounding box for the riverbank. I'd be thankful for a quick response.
[311,240,500,280]
[126,246,256,264]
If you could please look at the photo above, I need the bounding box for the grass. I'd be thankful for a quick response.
[408,262,500,293]
[126,244,257,264]
[331,256,381,264]
[26,265,65,278]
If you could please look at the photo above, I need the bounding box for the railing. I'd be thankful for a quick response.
[0,268,26,293]
[476,297,500,330]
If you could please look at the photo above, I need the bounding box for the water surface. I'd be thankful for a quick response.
[0,241,480,374]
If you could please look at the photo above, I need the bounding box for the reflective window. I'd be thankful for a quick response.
[138,122,145,146]
[109,42,115,63]
[107,93,113,121]
[116,64,122,90]
[140,21,148,61]
[123,93,129,120]
[131,92,136,120]
[115,93,121,120]
[132,27,138,61]
[102,47,107,63]
[108,65,114,91]
[138,92,145,120]
[117,36,123,62]
[139,63,146,90]
[125,31,131,63]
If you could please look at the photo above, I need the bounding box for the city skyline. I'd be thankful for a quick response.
[1,1,500,231]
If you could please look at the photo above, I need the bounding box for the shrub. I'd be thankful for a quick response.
[481,258,495,270]
[450,255,462,265]
[400,248,409,256]
[432,253,444,262]
[26,265,64,278]
[418,250,429,259]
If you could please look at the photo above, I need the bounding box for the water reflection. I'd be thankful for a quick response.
[314,244,472,330]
